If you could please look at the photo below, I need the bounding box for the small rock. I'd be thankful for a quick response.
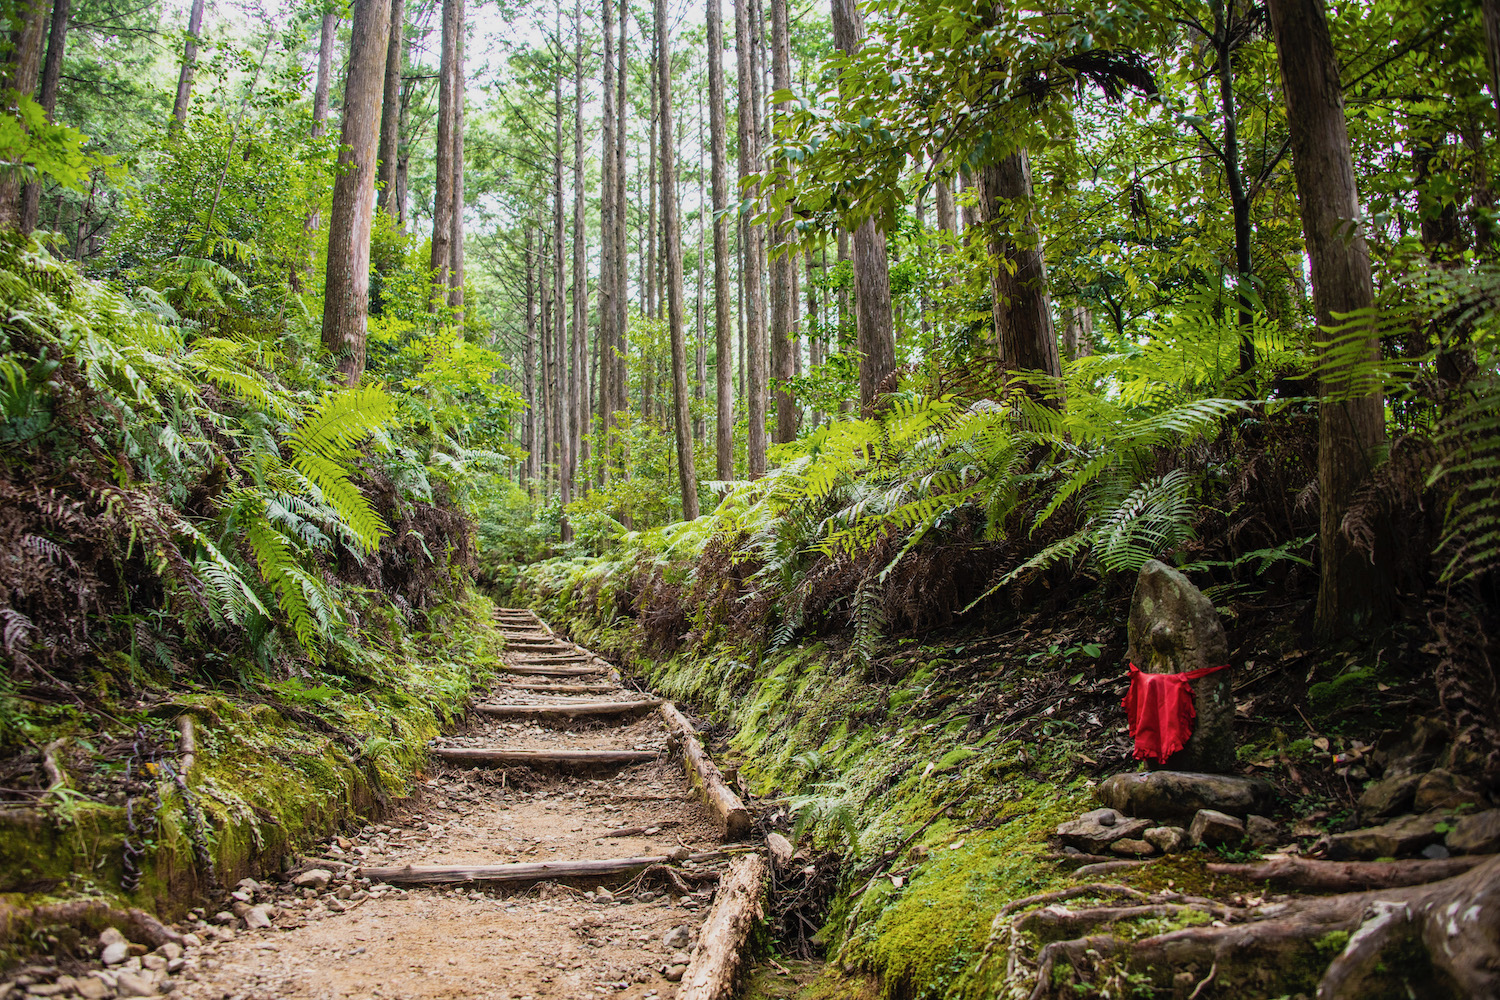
[665,846,691,862]
[179,935,200,950]
[99,928,127,949]
[594,888,614,903]
[25,983,65,997]
[1188,809,1245,847]
[1326,812,1449,860]
[76,979,111,1000]
[334,885,354,900]
[243,906,272,930]
[229,890,253,905]
[1143,826,1187,854]
[1357,773,1423,821]
[142,956,167,972]
[210,912,236,927]
[235,877,260,893]
[1372,717,1450,778]
[156,944,182,962]
[1446,809,1500,856]
[664,966,687,983]
[230,902,251,919]
[113,971,157,998]
[1109,838,1156,857]
[663,925,691,950]
[291,869,333,891]
[670,952,691,966]
[102,942,130,966]
[1421,843,1451,860]
[1413,770,1488,813]
[1245,815,1281,847]
[1096,771,1273,821]
[1055,808,1150,854]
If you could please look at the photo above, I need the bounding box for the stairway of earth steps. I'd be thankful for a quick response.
[355,609,767,1000]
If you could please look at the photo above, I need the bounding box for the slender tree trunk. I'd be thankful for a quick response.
[978,148,1063,398]
[646,31,659,323]
[935,175,955,235]
[299,10,337,243]
[769,0,796,443]
[320,0,392,386]
[737,215,746,408]
[19,0,66,233]
[1484,0,1500,134]
[525,226,539,488]
[599,0,618,470]
[449,50,465,314]
[830,0,894,412]
[542,228,556,494]
[376,0,405,219]
[553,42,574,525]
[694,94,708,448]
[572,0,589,489]
[658,0,699,519]
[1211,0,1254,374]
[615,0,630,426]
[735,0,768,476]
[0,0,50,228]
[171,0,204,127]
[429,0,461,306]
[1266,0,1390,636]
[708,0,734,481]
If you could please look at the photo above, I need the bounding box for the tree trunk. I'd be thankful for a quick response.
[525,225,539,487]
[170,0,204,127]
[320,0,392,386]
[1484,0,1500,134]
[658,0,698,518]
[1211,0,1255,375]
[830,0,894,413]
[429,0,461,306]
[735,0,768,476]
[449,56,464,313]
[376,0,404,219]
[0,0,51,228]
[1266,0,1390,637]
[19,0,66,233]
[935,176,955,235]
[646,30,659,323]
[614,0,629,428]
[708,0,733,481]
[768,0,796,443]
[311,11,336,135]
[695,96,708,448]
[553,43,574,524]
[978,148,1062,400]
[542,228,556,494]
[599,0,618,469]
[572,0,589,490]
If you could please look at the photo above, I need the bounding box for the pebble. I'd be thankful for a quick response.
[114,970,158,997]
[100,929,127,949]
[663,926,691,950]
[76,979,111,1000]
[664,965,687,983]
[102,942,131,966]
[243,906,273,930]
[291,869,333,891]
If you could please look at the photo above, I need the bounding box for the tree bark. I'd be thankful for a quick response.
[19,0,66,233]
[1211,0,1255,374]
[599,0,618,467]
[311,10,336,135]
[735,0,768,476]
[646,29,659,322]
[830,0,895,413]
[659,704,752,839]
[695,97,708,447]
[708,0,733,481]
[320,0,392,386]
[376,0,404,219]
[1266,0,1390,637]
[1484,0,1500,135]
[170,0,204,127]
[449,49,464,313]
[676,855,767,1000]
[0,0,50,228]
[552,36,573,529]
[525,225,539,487]
[429,0,461,306]
[769,0,796,443]
[614,0,629,427]
[978,148,1062,401]
[572,0,589,488]
[659,0,700,519]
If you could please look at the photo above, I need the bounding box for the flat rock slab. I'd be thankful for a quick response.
[1447,809,1500,855]
[1055,808,1150,854]
[1095,770,1273,821]
[1327,812,1450,860]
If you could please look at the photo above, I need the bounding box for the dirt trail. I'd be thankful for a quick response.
[156,610,732,1000]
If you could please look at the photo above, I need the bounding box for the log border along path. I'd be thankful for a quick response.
[362,608,767,1000]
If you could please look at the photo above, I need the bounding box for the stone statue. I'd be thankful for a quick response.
[1125,559,1235,773]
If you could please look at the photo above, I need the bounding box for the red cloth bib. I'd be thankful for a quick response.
[1121,662,1228,763]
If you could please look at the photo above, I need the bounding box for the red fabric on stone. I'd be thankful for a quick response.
[1121,662,1228,764]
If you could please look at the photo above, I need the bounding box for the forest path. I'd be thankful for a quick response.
[169,610,728,1000]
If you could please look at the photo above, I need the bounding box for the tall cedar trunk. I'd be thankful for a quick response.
[830,0,894,412]
[552,47,574,522]
[614,0,629,426]
[449,34,465,314]
[20,0,66,233]
[429,0,461,305]
[646,27,658,323]
[836,228,853,415]
[737,216,745,405]
[735,0,768,476]
[1,0,50,228]
[708,0,733,480]
[320,0,392,385]
[769,0,796,443]
[571,0,589,488]
[694,93,707,447]
[525,226,538,487]
[171,0,204,126]
[376,0,404,218]
[312,11,336,134]
[599,0,617,466]
[658,0,699,519]
[542,229,556,493]
[935,176,954,234]
[1266,0,1390,636]
[1212,0,1255,374]
[809,245,823,427]
[1484,0,1500,134]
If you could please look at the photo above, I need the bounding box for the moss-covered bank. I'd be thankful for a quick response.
[0,593,502,965]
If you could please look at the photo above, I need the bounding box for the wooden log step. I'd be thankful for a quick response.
[677,854,768,1000]
[501,664,602,677]
[506,682,621,694]
[431,747,658,767]
[360,851,726,886]
[475,698,663,718]
[659,703,752,841]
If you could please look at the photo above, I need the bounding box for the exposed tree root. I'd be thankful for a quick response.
[1207,854,1491,891]
[0,900,183,949]
[1006,855,1500,999]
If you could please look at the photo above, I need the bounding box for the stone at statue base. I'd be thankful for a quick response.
[1126,559,1234,773]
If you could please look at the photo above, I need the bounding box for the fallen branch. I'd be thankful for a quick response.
[431,748,658,768]
[40,738,67,796]
[660,703,752,840]
[359,851,728,886]
[604,820,681,837]
[474,698,662,719]
[677,854,768,1000]
[177,715,197,778]
[1073,859,1151,877]
[1206,855,1490,891]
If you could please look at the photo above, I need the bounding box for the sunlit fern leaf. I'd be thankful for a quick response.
[288,386,396,553]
